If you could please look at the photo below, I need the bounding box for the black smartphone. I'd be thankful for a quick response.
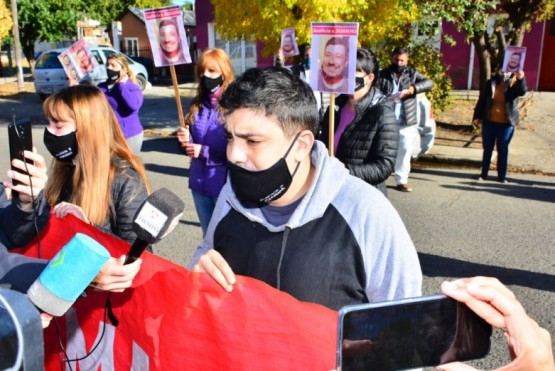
[8,119,33,195]
[337,294,492,371]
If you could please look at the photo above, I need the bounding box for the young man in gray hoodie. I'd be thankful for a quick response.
[189,67,422,310]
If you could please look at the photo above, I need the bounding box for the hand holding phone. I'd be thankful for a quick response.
[8,119,33,198]
[337,295,492,371]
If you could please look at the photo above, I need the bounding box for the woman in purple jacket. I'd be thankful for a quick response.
[98,54,144,154]
[177,49,234,236]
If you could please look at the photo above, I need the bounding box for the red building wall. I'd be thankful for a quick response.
[441,19,544,90]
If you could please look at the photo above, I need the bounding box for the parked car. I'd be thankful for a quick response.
[33,47,149,100]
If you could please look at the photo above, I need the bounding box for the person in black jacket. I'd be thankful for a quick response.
[319,48,399,196]
[473,66,527,183]
[378,47,433,192]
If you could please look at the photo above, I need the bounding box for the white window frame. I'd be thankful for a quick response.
[124,37,139,57]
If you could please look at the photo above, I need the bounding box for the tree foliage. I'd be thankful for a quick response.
[15,0,170,63]
[211,0,418,57]
[418,0,555,89]
[212,0,452,110]
[0,0,12,42]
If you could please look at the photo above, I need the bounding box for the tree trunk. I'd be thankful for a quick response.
[472,32,491,92]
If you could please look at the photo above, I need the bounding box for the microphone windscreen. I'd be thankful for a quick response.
[132,188,184,244]
[27,233,110,316]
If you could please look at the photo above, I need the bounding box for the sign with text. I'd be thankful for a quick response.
[310,22,359,94]
[144,5,192,67]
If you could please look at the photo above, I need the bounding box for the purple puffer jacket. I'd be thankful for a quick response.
[98,80,144,139]
[187,96,228,197]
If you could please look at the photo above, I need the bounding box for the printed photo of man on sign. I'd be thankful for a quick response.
[281,28,299,58]
[502,46,526,73]
[144,5,192,67]
[310,22,359,94]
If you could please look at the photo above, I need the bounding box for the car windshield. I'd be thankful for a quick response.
[35,52,62,69]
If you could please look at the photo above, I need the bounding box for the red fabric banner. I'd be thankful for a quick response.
[13,215,338,370]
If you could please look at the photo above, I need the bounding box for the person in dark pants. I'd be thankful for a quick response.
[473,66,527,183]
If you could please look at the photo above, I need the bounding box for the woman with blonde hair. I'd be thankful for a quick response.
[98,54,145,153]
[177,48,234,236]
[42,85,151,244]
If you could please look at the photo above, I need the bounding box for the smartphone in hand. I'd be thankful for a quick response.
[8,119,33,196]
[337,295,492,371]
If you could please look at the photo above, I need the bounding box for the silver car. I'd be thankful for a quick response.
[33,47,149,100]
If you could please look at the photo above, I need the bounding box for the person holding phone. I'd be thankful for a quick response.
[332,277,554,371]
[440,277,554,371]
[4,85,151,248]
[98,54,145,154]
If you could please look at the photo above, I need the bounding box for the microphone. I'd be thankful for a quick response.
[27,233,111,316]
[125,188,184,264]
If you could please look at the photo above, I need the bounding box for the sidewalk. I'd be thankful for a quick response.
[420,91,555,176]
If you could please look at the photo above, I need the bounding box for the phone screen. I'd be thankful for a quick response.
[8,119,33,192]
[338,295,492,371]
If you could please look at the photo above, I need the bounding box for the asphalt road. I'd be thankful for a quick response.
[0,88,553,369]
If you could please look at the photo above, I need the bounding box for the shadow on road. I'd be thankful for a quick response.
[142,137,189,177]
[419,252,555,293]
[410,168,555,203]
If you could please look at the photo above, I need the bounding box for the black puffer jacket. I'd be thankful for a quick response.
[319,87,399,196]
[473,76,527,126]
[377,66,433,127]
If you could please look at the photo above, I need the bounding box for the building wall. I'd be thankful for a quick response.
[120,12,152,59]
[195,0,274,68]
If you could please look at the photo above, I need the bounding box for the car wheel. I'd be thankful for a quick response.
[136,74,147,91]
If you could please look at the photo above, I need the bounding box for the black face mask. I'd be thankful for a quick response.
[107,68,120,82]
[354,74,369,92]
[391,64,406,74]
[201,75,223,93]
[43,128,78,162]
[495,73,511,84]
[228,132,301,206]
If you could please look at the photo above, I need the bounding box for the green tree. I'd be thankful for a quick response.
[211,0,418,57]
[211,0,452,110]
[16,0,170,64]
[0,0,12,42]
[418,0,555,90]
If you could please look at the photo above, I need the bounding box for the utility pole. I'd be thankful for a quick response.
[10,0,25,92]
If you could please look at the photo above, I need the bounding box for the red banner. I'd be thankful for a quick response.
[13,215,337,370]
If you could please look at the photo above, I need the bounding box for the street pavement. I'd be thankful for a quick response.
[0,85,554,368]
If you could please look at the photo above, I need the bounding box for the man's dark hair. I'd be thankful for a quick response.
[219,67,319,136]
[356,48,379,86]
[392,47,409,56]
[324,36,349,56]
